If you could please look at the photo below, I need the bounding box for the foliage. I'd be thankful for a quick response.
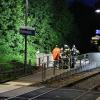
[29,0,78,50]
[0,0,79,65]
[0,0,25,63]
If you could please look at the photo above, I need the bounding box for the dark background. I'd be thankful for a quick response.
[66,0,100,53]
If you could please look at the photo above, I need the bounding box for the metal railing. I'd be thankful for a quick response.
[40,53,100,82]
[0,53,99,83]
[0,62,33,83]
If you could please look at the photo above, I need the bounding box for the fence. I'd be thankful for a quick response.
[36,53,90,68]
[42,61,99,84]
[0,53,100,83]
[39,54,100,82]
[36,53,53,68]
[37,53,100,82]
[0,62,33,83]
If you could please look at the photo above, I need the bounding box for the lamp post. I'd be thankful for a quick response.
[24,0,28,71]
[20,0,35,73]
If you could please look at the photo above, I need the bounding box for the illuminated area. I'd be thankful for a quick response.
[0,0,100,68]
[95,9,100,13]
[0,1,100,99]
[0,0,78,65]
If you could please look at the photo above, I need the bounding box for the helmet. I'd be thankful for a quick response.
[72,45,76,48]
[61,47,63,51]
[64,44,68,48]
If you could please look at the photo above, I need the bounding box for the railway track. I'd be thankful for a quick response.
[1,53,100,100]
[6,87,61,100]
[6,83,100,100]
[4,68,100,100]
[66,73,100,90]
[64,69,100,100]
[72,83,100,100]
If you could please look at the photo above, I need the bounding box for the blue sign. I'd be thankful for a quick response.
[20,27,35,36]
[96,29,100,35]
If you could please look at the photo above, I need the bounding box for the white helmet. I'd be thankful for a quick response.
[72,45,76,48]
[64,44,68,48]
[61,47,63,51]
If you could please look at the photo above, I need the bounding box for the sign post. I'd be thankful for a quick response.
[20,26,35,72]
[20,0,35,73]
[24,0,28,73]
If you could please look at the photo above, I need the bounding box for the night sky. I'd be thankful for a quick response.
[66,0,100,53]
[66,0,99,7]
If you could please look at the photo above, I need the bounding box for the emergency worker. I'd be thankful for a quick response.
[64,45,71,56]
[71,45,79,57]
[60,47,64,59]
[61,44,71,69]
[71,44,79,68]
[59,47,64,68]
[52,45,61,68]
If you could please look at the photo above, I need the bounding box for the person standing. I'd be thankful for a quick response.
[63,44,71,69]
[71,44,79,68]
[52,45,61,68]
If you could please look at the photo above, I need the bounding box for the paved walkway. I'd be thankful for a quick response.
[0,68,67,94]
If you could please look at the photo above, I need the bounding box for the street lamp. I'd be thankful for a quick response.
[24,0,28,70]
[20,0,35,73]
[95,9,100,13]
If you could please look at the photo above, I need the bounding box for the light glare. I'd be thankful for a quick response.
[95,9,100,13]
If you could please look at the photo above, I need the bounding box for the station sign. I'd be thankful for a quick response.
[96,29,100,35]
[20,26,35,36]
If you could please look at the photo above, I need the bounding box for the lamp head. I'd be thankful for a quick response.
[95,9,100,13]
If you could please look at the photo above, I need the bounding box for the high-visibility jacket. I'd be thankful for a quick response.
[52,47,61,60]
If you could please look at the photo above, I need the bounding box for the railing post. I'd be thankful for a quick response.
[80,59,81,67]
[29,59,32,73]
[42,63,46,82]
[44,63,46,80]
[42,63,44,82]
[47,56,49,68]
[53,60,56,76]
[38,58,41,66]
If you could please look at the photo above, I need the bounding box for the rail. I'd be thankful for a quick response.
[6,81,100,100]
[73,83,100,100]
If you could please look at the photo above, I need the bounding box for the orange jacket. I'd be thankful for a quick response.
[52,47,61,60]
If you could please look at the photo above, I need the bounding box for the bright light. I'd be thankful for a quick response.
[95,9,100,13]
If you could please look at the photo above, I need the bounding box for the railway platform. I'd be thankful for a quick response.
[0,67,100,99]
[0,52,100,99]
[0,68,67,94]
